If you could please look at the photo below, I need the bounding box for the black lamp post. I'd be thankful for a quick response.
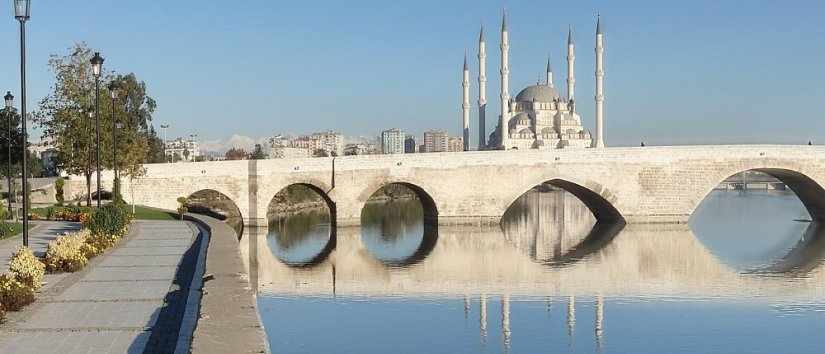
[108,81,119,199]
[3,91,13,220]
[90,52,104,207]
[14,0,31,247]
[86,110,93,206]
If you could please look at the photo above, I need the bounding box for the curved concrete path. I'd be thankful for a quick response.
[0,220,199,354]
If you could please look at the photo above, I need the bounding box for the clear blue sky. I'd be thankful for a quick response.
[1,0,824,148]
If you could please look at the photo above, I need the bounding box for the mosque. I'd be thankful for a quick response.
[460,12,606,150]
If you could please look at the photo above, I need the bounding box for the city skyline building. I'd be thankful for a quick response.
[164,137,201,162]
[381,128,406,154]
[404,135,417,153]
[423,130,449,153]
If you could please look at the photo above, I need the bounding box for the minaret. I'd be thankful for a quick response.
[462,53,471,151]
[593,14,606,148]
[478,25,487,149]
[546,56,554,87]
[567,26,576,104]
[499,11,511,149]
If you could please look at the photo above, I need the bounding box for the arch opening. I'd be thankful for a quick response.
[691,169,825,273]
[187,189,244,237]
[266,184,336,267]
[359,183,439,266]
[501,180,625,265]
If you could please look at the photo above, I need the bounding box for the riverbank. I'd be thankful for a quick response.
[186,214,269,354]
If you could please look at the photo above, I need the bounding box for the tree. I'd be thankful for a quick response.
[250,144,267,160]
[34,43,160,204]
[225,148,246,161]
[0,108,24,180]
[313,149,329,157]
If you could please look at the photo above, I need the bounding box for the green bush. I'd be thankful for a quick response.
[0,222,14,239]
[85,203,130,238]
[0,273,35,311]
[8,247,45,290]
[55,178,65,205]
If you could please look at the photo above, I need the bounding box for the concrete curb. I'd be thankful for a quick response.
[185,213,269,354]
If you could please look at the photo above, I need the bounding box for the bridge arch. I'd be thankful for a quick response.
[357,181,438,224]
[503,177,624,224]
[265,183,338,267]
[692,167,825,221]
[267,182,337,225]
[186,189,245,238]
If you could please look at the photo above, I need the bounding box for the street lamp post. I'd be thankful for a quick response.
[108,81,119,200]
[3,92,13,220]
[90,52,104,207]
[86,110,93,206]
[14,0,31,247]
[160,124,170,162]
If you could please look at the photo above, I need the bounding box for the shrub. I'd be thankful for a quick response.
[8,247,45,290]
[85,232,119,252]
[0,273,35,311]
[43,231,90,273]
[0,222,14,239]
[176,197,188,220]
[55,178,65,205]
[85,203,130,238]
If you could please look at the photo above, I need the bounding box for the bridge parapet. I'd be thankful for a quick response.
[67,145,825,227]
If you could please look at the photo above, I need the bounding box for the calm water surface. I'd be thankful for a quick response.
[242,190,825,354]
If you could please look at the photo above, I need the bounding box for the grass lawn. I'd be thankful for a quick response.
[31,204,179,221]
[0,222,23,240]
[131,205,179,220]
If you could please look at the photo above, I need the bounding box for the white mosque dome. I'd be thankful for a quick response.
[515,85,560,103]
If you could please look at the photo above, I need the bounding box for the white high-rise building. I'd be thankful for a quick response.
[381,128,406,154]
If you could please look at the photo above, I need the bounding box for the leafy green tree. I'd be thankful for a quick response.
[225,148,246,160]
[34,43,161,205]
[0,108,24,180]
[250,144,267,160]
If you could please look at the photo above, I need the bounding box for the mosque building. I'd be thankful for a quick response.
[461,12,606,150]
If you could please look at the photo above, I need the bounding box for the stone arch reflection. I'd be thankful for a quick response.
[501,183,624,266]
[690,170,824,271]
[360,183,439,266]
[266,184,336,267]
[187,189,244,238]
[753,221,825,275]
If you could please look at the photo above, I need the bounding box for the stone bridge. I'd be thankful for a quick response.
[73,145,825,227]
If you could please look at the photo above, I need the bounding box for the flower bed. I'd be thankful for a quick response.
[0,203,133,321]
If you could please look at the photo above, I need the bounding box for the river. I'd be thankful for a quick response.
[238,189,825,354]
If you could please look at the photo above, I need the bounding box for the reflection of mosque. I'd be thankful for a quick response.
[502,187,597,262]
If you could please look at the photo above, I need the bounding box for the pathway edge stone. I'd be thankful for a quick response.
[186,214,269,354]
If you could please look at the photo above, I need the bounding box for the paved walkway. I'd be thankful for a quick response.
[0,220,200,354]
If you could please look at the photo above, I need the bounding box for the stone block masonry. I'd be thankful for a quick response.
[77,145,825,226]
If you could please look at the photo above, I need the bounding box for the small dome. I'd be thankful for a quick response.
[515,85,560,103]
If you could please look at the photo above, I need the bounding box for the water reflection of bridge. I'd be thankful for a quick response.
[241,221,825,300]
[244,189,825,351]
